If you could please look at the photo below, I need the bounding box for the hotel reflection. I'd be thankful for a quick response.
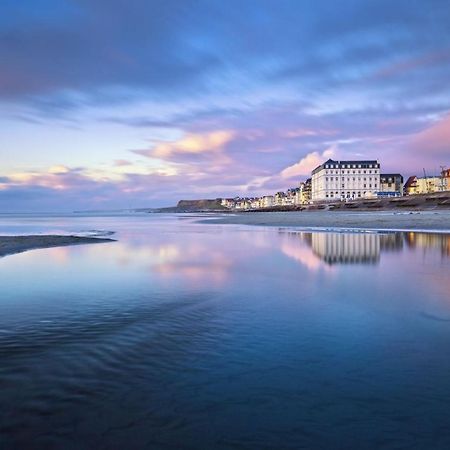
[280,231,450,266]
[311,233,380,265]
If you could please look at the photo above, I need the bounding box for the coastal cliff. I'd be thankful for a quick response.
[154,198,227,213]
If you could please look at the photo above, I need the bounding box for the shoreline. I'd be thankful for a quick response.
[0,235,115,258]
[198,210,450,233]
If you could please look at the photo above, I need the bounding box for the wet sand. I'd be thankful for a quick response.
[0,235,115,257]
[200,210,450,232]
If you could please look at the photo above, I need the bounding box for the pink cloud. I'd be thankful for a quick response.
[409,114,450,157]
[114,159,132,167]
[145,130,235,159]
[280,146,336,179]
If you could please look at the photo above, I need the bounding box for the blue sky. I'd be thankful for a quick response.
[1,0,449,210]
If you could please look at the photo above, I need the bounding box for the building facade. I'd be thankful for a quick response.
[274,191,286,206]
[311,159,380,202]
[379,174,403,196]
[294,179,312,205]
[404,176,418,195]
[404,175,444,195]
[262,195,274,208]
[441,168,450,191]
[416,176,442,194]
[221,198,238,208]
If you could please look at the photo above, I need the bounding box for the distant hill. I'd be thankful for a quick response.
[154,198,227,213]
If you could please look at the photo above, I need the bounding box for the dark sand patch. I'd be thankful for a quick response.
[0,235,115,257]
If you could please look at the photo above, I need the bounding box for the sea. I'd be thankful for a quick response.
[0,213,449,449]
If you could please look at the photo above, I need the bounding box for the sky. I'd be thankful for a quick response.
[0,0,449,211]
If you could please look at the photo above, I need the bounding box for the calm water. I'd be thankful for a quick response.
[1,214,450,449]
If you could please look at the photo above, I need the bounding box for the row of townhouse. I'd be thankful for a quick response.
[404,169,450,195]
[220,180,312,210]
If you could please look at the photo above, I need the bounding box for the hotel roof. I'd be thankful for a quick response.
[312,159,380,175]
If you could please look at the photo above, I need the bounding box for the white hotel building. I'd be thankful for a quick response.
[311,159,381,202]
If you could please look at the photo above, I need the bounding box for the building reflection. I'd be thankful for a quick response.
[310,232,380,265]
[379,233,404,252]
[404,232,450,257]
[279,230,450,266]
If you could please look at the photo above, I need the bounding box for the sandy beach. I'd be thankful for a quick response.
[200,210,450,232]
[0,235,115,258]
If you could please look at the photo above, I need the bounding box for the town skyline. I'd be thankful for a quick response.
[1,0,450,211]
